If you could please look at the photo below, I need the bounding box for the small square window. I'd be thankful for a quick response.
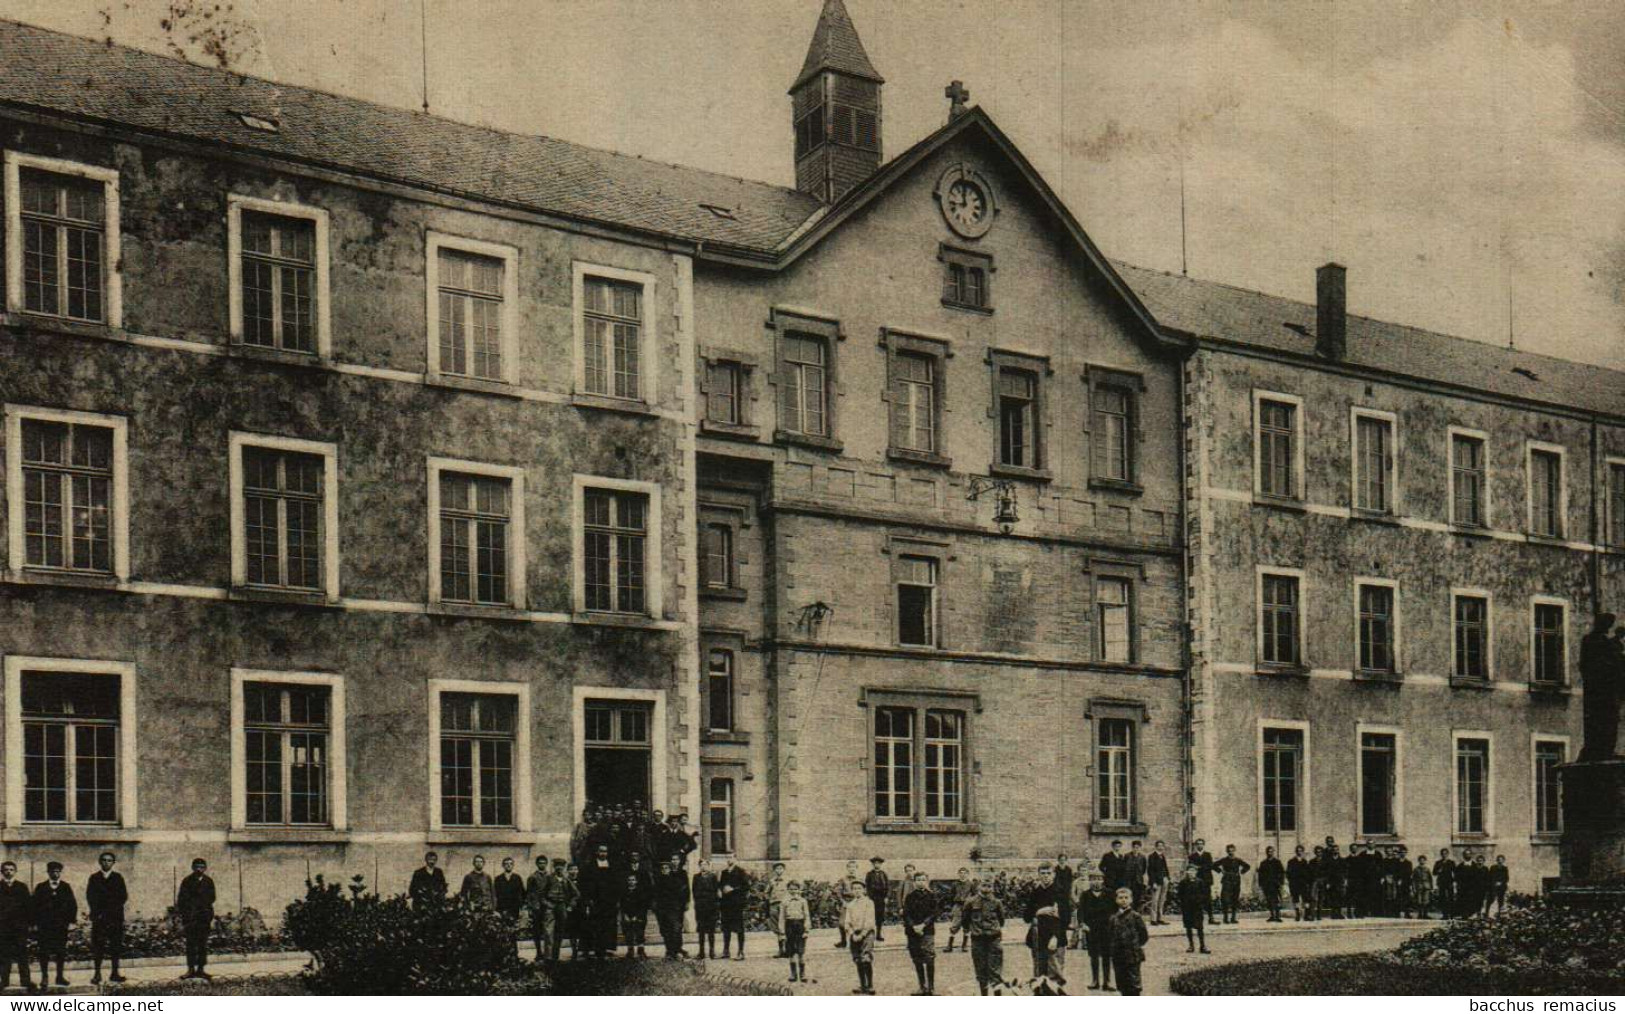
[940,245,992,311]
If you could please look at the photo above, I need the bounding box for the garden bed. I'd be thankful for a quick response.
[1171,953,1625,995]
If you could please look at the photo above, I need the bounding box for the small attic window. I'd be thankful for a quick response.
[699,203,736,221]
[231,111,280,134]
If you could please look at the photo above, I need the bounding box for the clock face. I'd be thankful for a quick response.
[937,165,996,238]
[946,179,986,229]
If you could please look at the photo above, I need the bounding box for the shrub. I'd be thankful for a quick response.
[284,876,539,994]
[57,906,288,961]
[1392,898,1625,974]
[1172,953,1625,996]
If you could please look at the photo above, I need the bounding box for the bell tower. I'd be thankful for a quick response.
[790,0,884,204]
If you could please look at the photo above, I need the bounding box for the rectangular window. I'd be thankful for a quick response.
[1261,727,1302,833]
[1454,594,1489,680]
[1257,398,1298,498]
[243,681,330,826]
[923,710,964,822]
[437,248,506,381]
[997,368,1037,469]
[896,555,939,647]
[1609,462,1625,548]
[707,778,735,855]
[438,472,512,606]
[780,333,829,437]
[1533,601,1567,686]
[1354,413,1394,513]
[1451,433,1487,527]
[1260,573,1301,666]
[706,649,734,733]
[941,246,992,310]
[1534,739,1565,835]
[19,167,106,322]
[1359,731,1397,836]
[1530,447,1563,538]
[870,696,973,825]
[241,446,325,591]
[583,488,648,613]
[1096,717,1134,823]
[1097,575,1133,663]
[873,706,914,820]
[1094,386,1132,482]
[1455,736,1490,835]
[439,692,516,828]
[583,275,643,400]
[891,352,936,454]
[1358,583,1397,673]
[706,361,743,425]
[19,418,113,573]
[240,210,316,353]
[21,670,120,824]
[701,522,734,591]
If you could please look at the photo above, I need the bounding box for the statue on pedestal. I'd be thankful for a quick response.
[1580,612,1622,762]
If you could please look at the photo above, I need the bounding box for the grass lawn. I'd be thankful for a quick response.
[106,961,788,996]
[1171,954,1625,996]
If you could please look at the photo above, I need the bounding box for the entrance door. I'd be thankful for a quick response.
[583,700,653,809]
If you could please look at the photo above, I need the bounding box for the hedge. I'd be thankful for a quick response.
[1171,953,1625,996]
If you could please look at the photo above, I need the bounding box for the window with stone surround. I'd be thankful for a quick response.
[7,406,129,580]
[1352,409,1396,514]
[6,153,121,326]
[1534,737,1565,836]
[4,656,138,830]
[1258,569,1304,668]
[1254,392,1303,500]
[1527,443,1564,539]
[429,459,526,610]
[1085,366,1146,490]
[1454,734,1492,837]
[1260,725,1305,834]
[228,195,330,356]
[1532,599,1568,687]
[1452,591,1490,682]
[706,648,734,733]
[229,433,340,599]
[863,688,977,830]
[438,691,517,828]
[988,349,1050,478]
[1608,460,1625,548]
[1089,699,1146,831]
[1356,580,1398,675]
[1450,430,1488,528]
[708,776,735,855]
[1359,728,1399,836]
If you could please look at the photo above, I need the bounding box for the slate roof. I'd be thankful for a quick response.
[3,20,1618,414]
[0,18,822,254]
[1115,262,1625,418]
[791,0,884,90]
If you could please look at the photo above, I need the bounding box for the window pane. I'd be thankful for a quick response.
[1358,585,1395,672]
[1454,596,1488,679]
[1360,732,1396,835]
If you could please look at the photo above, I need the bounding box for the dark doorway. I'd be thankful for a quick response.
[583,700,653,810]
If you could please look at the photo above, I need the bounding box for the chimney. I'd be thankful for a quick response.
[1316,262,1347,360]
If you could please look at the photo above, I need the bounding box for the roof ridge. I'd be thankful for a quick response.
[1113,259,1625,379]
[0,16,807,201]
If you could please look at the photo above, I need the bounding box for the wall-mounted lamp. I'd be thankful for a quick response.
[966,476,1020,534]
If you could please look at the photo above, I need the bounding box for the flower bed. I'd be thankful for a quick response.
[1392,899,1625,975]
[1171,953,1625,996]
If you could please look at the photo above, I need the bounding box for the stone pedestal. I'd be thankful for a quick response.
[1554,760,1625,905]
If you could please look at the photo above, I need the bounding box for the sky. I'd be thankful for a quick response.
[6,0,1624,370]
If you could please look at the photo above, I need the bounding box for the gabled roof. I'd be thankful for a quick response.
[1116,262,1625,418]
[790,0,884,91]
[0,19,822,253]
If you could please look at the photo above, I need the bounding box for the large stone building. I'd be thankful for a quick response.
[0,1,1618,914]
[1131,262,1625,889]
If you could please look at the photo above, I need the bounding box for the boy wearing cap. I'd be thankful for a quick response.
[864,857,889,942]
[32,863,75,987]
[960,877,1006,996]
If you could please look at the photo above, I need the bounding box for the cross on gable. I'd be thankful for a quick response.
[945,79,970,118]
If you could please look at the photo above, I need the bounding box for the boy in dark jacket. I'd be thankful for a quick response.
[903,871,939,994]
[654,860,690,959]
[619,872,652,959]
[1078,871,1115,990]
[1257,846,1285,922]
[0,863,33,992]
[1176,865,1210,954]
[176,858,215,979]
[86,852,127,984]
[864,858,889,942]
[1023,863,1067,985]
[1107,888,1149,996]
[31,864,75,988]
[717,858,750,959]
[1214,845,1251,924]
[691,859,720,958]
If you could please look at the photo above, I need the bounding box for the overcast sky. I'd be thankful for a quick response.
[8,0,1624,369]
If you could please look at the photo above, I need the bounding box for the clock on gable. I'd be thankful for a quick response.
[935,164,996,239]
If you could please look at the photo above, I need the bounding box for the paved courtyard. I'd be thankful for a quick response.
[719,915,1434,996]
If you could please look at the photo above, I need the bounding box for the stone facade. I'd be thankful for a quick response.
[691,128,1189,876]
[0,118,702,915]
[1182,337,1625,892]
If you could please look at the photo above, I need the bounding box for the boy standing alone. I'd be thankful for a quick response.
[840,883,877,995]
[1107,887,1149,996]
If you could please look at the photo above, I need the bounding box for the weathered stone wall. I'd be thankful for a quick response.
[1188,347,1622,892]
[0,119,700,914]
